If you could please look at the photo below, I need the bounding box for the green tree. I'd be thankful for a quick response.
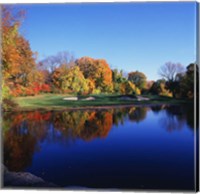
[178,63,199,99]
[112,69,127,93]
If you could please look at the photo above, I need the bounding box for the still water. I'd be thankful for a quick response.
[3,105,196,191]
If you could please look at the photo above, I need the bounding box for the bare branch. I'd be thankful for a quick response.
[158,62,185,82]
[38,51,76,72]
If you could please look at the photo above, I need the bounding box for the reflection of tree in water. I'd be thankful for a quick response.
[80,111,113,141]
[3,109,116,171]
[112,108,128,126]
[53,110,114,141]
[53,110,90,140]
[128,107,148,123]
[159,114,185,132]
[52,110,113,141]
[151,105,166,114]
[4,105,192,172]
[3,111,52,171]
[4,130,37,171]
[184,104,197,130]
[159,105,194,132]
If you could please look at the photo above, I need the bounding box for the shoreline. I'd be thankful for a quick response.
[6,101,192,112]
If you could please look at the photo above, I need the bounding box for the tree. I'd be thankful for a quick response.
[112,69,127,93]
[178,63,199,99]
[128,71,147,90]
[13,36,37,87]
[2,6,24,83]
[60,66,90,94]
[51,64,68,93]
[1,6,31,97]
[159,62,185,82]
[1,6,51,98]
[38,51,75,73]
[52,65,91,94]
[120,81,140,95]
[150,79,172,97]
[40,52,77,93]
[159,62,185,97]
[76,57,113,93]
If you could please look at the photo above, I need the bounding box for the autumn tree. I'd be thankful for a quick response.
[51,64,69,93]
[76,57,113,93]
[1,6,51,100]
[1,6,26,104]
[39,52,76,93]
[4,30,46,96]
[12,36,37,86]
[120,81,140,95]
[1,6,24,85]
[150,79,172,97]
[128,71,147,90]
[52,65,92,94]
[60,66,91,94]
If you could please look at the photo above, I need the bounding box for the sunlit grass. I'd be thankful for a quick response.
[13,93,189,111]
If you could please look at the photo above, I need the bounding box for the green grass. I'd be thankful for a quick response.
[13,93,190,111]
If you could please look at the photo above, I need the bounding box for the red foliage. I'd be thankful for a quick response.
[41,84,50,92]
[10,82,52,97]
[30,83,51,95]
[10,84,23,97]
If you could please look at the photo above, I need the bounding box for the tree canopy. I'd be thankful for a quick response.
[76,57,113,93]
[128,71,147,90]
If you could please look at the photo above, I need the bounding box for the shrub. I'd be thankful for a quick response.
[2,98,18,112]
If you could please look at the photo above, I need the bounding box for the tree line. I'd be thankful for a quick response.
[1,6,198,108]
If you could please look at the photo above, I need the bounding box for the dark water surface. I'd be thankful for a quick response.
[3,105,196,191]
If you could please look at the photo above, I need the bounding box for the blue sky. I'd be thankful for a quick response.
[16,2,197,80]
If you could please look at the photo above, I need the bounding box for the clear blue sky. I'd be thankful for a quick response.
[16,2,197,80]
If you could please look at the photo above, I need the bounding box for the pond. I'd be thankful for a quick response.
[2,104,196,191]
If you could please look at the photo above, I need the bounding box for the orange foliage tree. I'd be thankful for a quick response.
[76,57,113,93]
[1,6,51,98]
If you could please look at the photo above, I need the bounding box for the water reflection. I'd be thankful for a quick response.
[161,105,196,131]
[128,107,148,123]
[3,105,194,172]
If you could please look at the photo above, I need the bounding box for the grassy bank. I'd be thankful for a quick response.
[11,93,190,111]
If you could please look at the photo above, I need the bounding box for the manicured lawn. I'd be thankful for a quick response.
[12,93,190,111]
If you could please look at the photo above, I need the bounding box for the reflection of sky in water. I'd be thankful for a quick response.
[3,105,195,191]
